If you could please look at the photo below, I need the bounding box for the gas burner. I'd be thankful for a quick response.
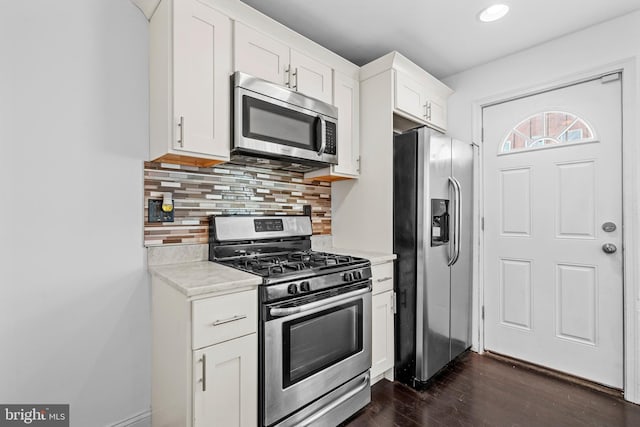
[288,252,312,263]
[310,253,354,266]
[249,258,312,276]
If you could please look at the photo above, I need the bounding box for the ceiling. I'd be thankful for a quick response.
[240,0,640,79]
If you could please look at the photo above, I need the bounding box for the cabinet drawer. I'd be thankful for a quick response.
[192,290,257,349]
[371,262,394,295]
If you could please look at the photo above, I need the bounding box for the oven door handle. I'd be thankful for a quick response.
[297,376,369,426]
[269,287,370,317]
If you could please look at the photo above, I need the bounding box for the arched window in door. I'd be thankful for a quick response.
[500,111,595,153]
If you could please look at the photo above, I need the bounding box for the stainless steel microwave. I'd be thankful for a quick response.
[232,72,338,171]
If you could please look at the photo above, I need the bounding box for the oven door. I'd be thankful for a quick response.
[234,86,338,166]
[263,282,371,426]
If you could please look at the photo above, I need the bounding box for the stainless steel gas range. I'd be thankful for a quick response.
[209,215,372,427]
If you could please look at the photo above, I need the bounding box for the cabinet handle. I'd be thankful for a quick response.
[426,102,432,121]
[292,67,298,90]
[200,354,206,392]
[377,276,393,283]
[392,292,397,314]
[211,314,247,326]
[177,116,184,147]
[284,65,291,87]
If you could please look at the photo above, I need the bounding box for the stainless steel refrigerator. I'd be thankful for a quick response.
[393,126,473,389]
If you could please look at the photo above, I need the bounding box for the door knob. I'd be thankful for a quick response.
[602,243,617,254]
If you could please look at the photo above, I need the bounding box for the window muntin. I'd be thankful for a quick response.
[500,111,595,154]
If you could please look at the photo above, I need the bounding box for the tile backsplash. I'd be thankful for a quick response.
[144,162,332,246]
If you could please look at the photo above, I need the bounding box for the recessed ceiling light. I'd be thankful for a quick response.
[478,4,510,23]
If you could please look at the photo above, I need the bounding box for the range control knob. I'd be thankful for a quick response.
[343,272,354,282]
[287,284,299,295]
[354,270,363,280]
[300,281,311,292]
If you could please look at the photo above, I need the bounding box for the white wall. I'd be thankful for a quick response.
[444,10,640,143]
[443,10,640,401]
[0,0,150,425]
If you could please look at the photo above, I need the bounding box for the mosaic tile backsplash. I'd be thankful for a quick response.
[144,162,332,246]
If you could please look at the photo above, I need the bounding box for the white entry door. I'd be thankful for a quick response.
[482,75,623,388]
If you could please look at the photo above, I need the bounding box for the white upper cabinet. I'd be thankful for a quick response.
[234,22,333,104]
[361,51,453,133]
[332,71,360,177]
[426,96,447,131]
[395,71,427,120]
[306,71,360,180]
[149,0,231,167]
[395,69,449,132]
[289,49,332,104]
[147,0,359,168]
[233,21,289,86]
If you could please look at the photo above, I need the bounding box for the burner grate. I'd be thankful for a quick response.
[221,251,360,278]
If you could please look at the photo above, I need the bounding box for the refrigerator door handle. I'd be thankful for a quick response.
[448,176,462,266]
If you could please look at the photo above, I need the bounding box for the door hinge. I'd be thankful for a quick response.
[356,156,361,173]
[481,306,485,320]
[481,217,484,231]
[601,72,621,84]
[481,127,484,143]
[392,291,397,314]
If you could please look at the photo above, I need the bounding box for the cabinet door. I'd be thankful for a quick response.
[234,21,289,86]
[193,334,258,427]
[371,291,394,380]
[290,49,333,104]
[173,0,231,158]
[332,72,360,177]
[426,97,447,131]
[395,71,427,122]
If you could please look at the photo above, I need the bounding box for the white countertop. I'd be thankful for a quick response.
[148,247,395,297]
[326,248,396,265]
[149,261,262,297]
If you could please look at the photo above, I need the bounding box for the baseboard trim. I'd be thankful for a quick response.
[485,351,623,398]
[110,410,151,427]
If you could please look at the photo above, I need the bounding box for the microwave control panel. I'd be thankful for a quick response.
[325,122,337,155]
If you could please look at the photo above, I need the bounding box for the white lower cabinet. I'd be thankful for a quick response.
[370,261,395,383]
[151,281,258,427]
[371,291,394,381]
[193,334,257,427]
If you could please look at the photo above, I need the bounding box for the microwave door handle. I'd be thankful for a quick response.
[317,115,327,156]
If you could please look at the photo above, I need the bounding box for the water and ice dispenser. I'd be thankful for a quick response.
[431,199,449,246]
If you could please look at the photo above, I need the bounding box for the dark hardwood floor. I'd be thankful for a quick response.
[342,352,640,426]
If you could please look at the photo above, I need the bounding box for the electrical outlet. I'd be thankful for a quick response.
[148,199,174,223]
[303,204,312,217]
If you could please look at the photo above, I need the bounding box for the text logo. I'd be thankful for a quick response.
[0,405,68,427]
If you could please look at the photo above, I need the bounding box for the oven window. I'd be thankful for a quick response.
[282,301,363,388]
[243,96,318,150]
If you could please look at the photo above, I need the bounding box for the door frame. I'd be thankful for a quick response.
[471,58,639,403]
